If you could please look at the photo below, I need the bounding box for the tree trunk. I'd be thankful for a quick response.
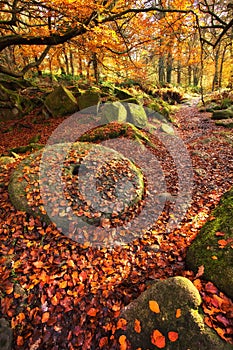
[92,52,99,84]
[166,53,173,83]
[70,50,74,76]
[158,55,165,85]
[177,61,181,84]
[212,46,220,91]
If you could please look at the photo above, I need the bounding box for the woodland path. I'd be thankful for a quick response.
[0,100,233,349]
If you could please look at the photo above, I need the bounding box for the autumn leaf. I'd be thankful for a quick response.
[195,265,205,278]
[41,312,50,323]
[17,335,24,346]
[59,280,67,289]
[32,261,44,268]
[117,318,128,330]
[134,319,141,333]
[176,309,182,318]
[99,336,108,348]
[119,335,128,350]
[168,331,179,342]
[151,329,166,348]
[87,308,98,316]
[149,300,160,313]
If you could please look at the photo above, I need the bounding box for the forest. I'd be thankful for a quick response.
[0,0,233,349]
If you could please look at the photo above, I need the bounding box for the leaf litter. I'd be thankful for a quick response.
[0,104,233,349]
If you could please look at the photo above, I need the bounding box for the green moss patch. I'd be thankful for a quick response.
[186,187,233,299]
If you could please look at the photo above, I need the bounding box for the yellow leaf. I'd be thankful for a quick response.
[149,300,160,313]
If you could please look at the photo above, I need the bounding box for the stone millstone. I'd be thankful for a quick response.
[186,187,233,299]
[8,142,145,244]
[117,276,232,350]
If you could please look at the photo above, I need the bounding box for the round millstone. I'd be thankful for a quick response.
[8,142,145,242]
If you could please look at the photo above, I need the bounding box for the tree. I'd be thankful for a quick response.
[0,0,232,85]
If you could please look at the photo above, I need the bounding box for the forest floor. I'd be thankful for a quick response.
[0,99,233,349]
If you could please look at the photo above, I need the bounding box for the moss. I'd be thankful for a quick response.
[118,277,231,350]
[78,122,155,149]
[186,187,233,299]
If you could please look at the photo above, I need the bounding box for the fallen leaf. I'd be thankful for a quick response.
[41,312,50,323]
[149,300,160,313]
[87,308,98,316]
[168,331,179,342]
[176,309,182,318]
[119,334,127,350]
[151,329,166,348]
[134,319,141,333]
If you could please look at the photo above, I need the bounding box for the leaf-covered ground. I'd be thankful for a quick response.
[0,101,233,349]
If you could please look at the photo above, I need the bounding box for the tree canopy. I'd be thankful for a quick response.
[0,0,232,89]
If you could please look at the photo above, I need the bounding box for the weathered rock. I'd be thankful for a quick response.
[114,87,134,100]
[9,143,44,154]
[160,123,175,135]
[117,276,232,350]
[77,91,100,111]
[0,318,13,350]
[212,109,233,120]
[78,122,154,148]
[186,187,233,299]
[126,103,148,128]
[100,101,127,124]
[8,142,145,244]
[215,118,233,128]
[44,85,78,116]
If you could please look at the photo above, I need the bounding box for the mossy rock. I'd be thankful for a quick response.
[0,318,13,350]
[8,142,145,242]
[114,87,134,100]
[211,109,233,120]
[100,101,127,124]
[147,100,171,120]
[0,84,33,120]
[117,277,232,350]
[78,122,154,148]
[215,118,233,128]
[126,103,148,128]
[8,143,44,154]
[77,91,100,111]
[186,187,233,299]
[44,85,78,116]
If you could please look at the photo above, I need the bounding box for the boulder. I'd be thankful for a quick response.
[114,87,134,100]
[215,118,233,128]
[117,276,232,350]
[0,318,13,350]
[100,101,127,124]
[160,123,175,135]
[186,187,233,299]
[126,103,148,128]
[77,91,100,111]
[212,109,233,120]
[44,85,78,117]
